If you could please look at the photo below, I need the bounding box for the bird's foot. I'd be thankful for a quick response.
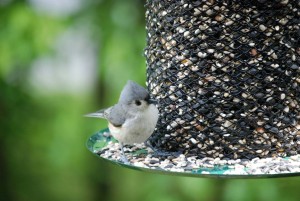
[119,143,130,165]
[144,141,182,157]
[120,155,130,165]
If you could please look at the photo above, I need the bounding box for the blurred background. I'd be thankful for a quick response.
[0,0,300,201]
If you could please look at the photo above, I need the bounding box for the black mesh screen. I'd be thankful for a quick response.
[145,0,300,159]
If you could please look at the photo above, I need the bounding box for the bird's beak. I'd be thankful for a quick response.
[84,112,102,118]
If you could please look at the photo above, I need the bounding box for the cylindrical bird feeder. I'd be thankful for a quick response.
[145,0,300,159]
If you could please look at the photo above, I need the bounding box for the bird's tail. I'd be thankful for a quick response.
[84,109,107,119]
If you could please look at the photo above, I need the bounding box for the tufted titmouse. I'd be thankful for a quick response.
[85,80,159,164]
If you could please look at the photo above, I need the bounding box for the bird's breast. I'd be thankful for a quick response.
[108,105,159,144]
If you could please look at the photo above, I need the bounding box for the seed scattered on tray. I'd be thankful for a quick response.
[97,141,300,175]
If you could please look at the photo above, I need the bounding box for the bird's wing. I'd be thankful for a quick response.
[107,104,127,127]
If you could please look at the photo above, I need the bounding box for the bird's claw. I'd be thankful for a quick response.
[152,150,182,157]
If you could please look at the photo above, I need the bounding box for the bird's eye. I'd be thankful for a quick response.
[135,100,142,106]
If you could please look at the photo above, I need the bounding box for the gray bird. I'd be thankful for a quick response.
[85,80,159,164]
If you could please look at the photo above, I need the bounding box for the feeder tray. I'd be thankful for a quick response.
[87,0,299,178]
[87,129,300,178]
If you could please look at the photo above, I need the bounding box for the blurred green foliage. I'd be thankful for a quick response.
[0,1,300,201]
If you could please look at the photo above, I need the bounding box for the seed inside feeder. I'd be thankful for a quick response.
[145,0,300,160]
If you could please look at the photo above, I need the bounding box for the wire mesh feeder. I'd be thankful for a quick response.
[145,0,300,160]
